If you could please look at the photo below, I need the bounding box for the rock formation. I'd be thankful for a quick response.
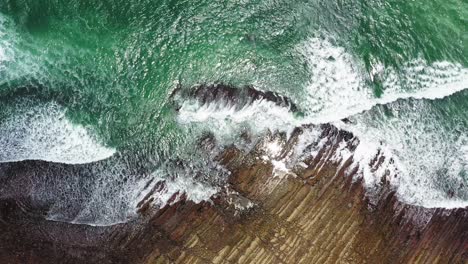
[0,85,466,263]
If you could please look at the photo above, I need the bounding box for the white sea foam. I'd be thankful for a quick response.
[0,100,217,226]
[298,37,468,124]
[177,37,468,209]
[41,158,219,226]
[177,98,300,141]
[0,101,115,164]
[333,97,468,209]
[0,15,11,71]
[143,174,219,208]
[40,160,142,226]
[0,45,5,63]
[261,139,293,178]
[294,37,468,209]
[177,94,468,209]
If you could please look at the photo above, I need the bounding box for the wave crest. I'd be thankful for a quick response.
[0,100,115,164]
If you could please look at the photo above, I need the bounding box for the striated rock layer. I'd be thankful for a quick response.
[0,121,467,263]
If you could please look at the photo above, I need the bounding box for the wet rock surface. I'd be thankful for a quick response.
[0,123,467,263]
[171,84,299,112]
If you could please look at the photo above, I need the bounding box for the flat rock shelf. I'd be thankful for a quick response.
[0,124,466,264]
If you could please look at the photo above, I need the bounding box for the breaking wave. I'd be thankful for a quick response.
[297,37,468,123]
[176,37,468,209]
[0,100,115,164]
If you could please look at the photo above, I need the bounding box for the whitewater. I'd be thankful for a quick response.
[0,0,467,228]
[178,37,468,209]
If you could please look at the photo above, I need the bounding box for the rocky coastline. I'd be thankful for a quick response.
[0,85,466,263]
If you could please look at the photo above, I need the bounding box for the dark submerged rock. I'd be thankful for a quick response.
[171,83,299,113]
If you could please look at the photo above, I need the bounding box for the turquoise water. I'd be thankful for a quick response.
[0,0,466,224]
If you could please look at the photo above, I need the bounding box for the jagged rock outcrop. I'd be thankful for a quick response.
[171,84,299,112]
[0,85,466,263]
[0,123,466,263]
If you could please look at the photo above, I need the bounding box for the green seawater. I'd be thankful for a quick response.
[0,0,467,223]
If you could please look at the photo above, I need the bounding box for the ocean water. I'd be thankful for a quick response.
[0,0,466,225]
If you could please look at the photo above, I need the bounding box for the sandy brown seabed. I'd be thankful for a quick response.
[0,124,467,264]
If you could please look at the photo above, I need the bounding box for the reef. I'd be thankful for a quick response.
[0,85,466,263]
[1,127,466,263]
